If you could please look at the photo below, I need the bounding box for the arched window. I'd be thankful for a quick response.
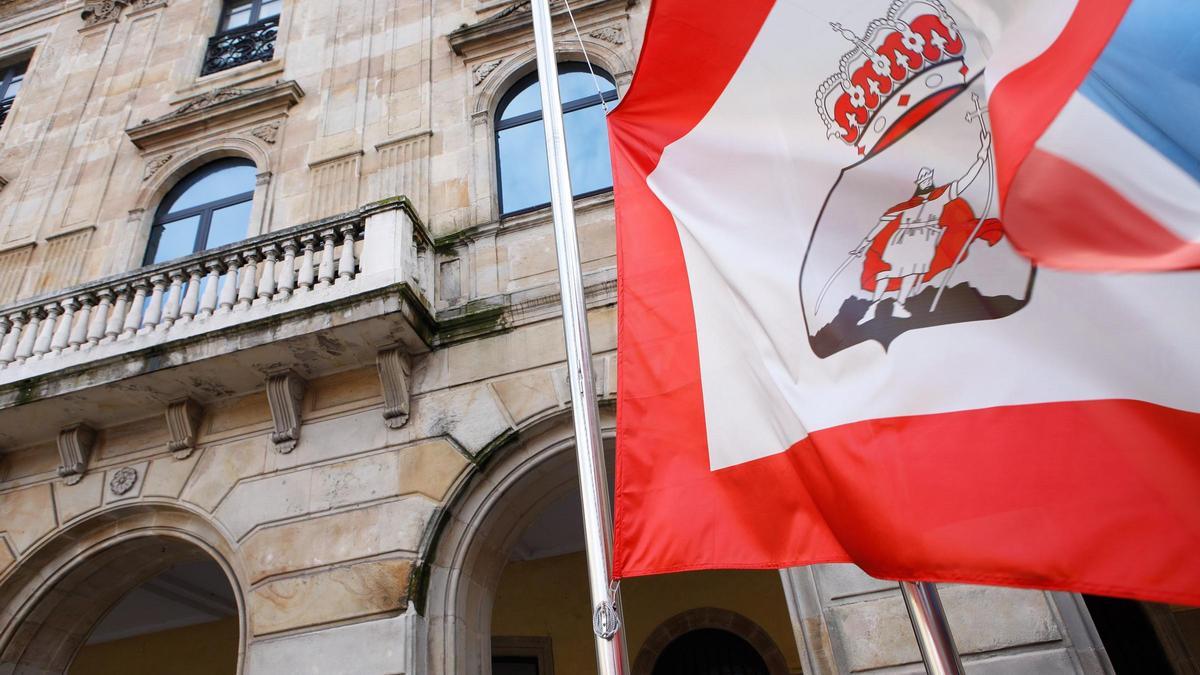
[653,629,770,675]
[144,158,256,265]
[495,64,618,215]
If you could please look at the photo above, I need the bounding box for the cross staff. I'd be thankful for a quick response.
[931,92,995,312]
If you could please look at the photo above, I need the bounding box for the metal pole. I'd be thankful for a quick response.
[529,1,629,674]
[900,581,965,675]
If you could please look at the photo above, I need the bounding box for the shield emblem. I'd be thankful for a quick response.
[799,73,1035,359]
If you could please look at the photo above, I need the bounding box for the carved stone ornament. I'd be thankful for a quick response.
[376,347,411,429]
[127,0,166,11]
[57,423,96,485]
[109,466,138,495]
[472,59,503,86]
[80,0,127,27]
[171,86,268,118]
[589,26,625,45]
[127,80,303,152]
[266,369,306,453]
[165,397,204,459]
[250,120,281,144]
[143,153,173,181]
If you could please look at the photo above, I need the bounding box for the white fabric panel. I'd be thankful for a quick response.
[649,1,1200,470]
[1035,92,1200,243]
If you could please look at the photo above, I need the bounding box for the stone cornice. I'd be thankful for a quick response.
[125,80,304,151]
[447,0,631,57]
[0,0,64,21]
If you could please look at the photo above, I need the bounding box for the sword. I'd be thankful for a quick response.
[814,251,860,313]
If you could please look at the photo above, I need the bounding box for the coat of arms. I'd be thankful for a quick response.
[799,0,1036,358]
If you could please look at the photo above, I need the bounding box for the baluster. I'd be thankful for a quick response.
[108,286,130,341]
[337,223,358,281]
[257,244,279,301]
[180,265,203,322]
[0,313,20,364]
[237,250,260,309]
[89,290,112,345]
[50,299,77,353]
[142,274,167,331]
[122,280,149,337]
[218,256,240,313]
[69,295,92,350]
[159,270,185,330]
[199,261,223,318]
[317,229,337,288]
[33,303,59,357]
[297,234,316,292]
[15,309,41,362]
[276,239,297,300]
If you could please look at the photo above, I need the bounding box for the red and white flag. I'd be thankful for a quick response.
[609,0,1200,604]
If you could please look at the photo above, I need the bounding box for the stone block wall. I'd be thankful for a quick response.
[0,302,620,673]
[0,0,641,305]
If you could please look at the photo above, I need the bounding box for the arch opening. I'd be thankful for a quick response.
[426,416,802,675]
[0,509,243,675]
[70,556,238,674]
[652,628,769,675]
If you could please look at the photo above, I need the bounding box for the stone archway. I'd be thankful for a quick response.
[0,504,245,674]
[423,410,612,675]
[632,608,789,675]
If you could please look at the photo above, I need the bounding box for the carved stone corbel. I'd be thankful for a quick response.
[81,0,128,27]
[376,348,410,429]
[266,370,306,453]
[57,424,96,485]
[165,397,204,459]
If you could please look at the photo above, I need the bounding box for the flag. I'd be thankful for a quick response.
[987,0,1200,270]
[608,0,1200,605]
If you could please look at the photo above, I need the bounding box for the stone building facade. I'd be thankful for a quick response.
[0,0,1195,673]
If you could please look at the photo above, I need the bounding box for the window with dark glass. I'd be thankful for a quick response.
[0,59,28,130]
[144,158,256,265]
[202,0,281,76]
[495,64,618,215]
[491,656,540,675]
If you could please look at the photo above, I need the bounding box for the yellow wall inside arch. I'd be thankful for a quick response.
[491,552,803,674]
[69,617,238,675]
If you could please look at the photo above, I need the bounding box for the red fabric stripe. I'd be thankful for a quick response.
[1006,149,1200,269]
[988,0,1130,203]
[608,0,776,578]
[620,399,1200,606]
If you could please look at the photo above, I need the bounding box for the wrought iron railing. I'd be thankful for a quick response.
[201,16,280,76]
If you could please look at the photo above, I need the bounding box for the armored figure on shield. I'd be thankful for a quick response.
[851,128,1000,324]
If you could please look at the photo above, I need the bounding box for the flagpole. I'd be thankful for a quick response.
[529,1,629,673]
[900,581,965,675]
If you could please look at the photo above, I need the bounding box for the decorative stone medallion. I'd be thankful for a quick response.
[109,466,138,495]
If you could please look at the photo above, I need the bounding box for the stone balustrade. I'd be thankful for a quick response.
[0,197,430,382]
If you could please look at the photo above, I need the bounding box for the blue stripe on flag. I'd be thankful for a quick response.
[1078,0,1200,183]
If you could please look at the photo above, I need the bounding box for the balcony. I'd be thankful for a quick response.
[201,17,280,76]
[0,197,433,449]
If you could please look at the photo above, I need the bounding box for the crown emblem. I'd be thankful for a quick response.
[815,0,967,155]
